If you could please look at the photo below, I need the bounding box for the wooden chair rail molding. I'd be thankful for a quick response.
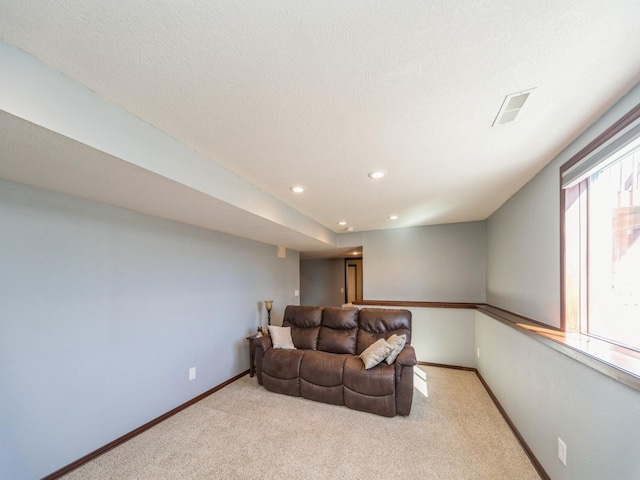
[355,300,640,392]
[356,300,480,309]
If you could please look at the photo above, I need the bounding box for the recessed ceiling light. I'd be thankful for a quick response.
[389,215,398,220]
[338,221,347,226]
[290,186,305,193]
[346,227,355,232]
[352,251,360,255]
[368,170,386,179]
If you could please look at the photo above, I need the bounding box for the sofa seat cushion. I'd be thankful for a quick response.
[263,348,305,380]
[343,356,396,396]
[300,350,349,387]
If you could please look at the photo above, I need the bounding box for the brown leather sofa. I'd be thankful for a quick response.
[254,305,417,417]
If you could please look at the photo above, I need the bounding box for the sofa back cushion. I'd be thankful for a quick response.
[317,307,359,354]
[282,305,322,350]
[356,308,412,354]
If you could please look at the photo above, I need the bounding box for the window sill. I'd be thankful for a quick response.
[476,305,640,392]
[356,301,640,392]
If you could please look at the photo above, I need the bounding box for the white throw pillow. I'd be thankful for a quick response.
[385,334,407,365]
[269,325,296,349]
[359,338,393,369]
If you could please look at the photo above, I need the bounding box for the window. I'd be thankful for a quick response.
[562,105,640,351]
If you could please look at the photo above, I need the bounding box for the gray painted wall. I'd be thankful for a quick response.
[411,307,476,367]
[476,311,640,480]
[300,258,345,306]
[0,179,299,480]
[344,222,486,303]
[486,162,560,326]
[374,306,476,368]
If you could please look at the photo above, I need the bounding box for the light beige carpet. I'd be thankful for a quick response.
[61,366,541,479]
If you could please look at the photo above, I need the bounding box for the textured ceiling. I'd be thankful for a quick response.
[1,1,640,253]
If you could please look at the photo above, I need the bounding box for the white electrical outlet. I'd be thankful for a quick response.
[189,367,196,381]
[294,289,299,297]
[477,348,480,358]
[558,437,567,466]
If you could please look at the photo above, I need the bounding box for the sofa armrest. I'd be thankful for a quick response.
[254,335,272,385]
[394,344,417,384]
[254,334,272,353]
[394,344,417,416]
[395,344,417,369]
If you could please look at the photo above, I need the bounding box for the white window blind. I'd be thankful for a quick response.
[562,119,640,189]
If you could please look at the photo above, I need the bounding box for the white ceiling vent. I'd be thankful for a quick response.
[492,89,536,126]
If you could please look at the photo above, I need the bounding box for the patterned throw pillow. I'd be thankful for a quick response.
[385,334,407,364]
[359,338,393,369]
[268,325,296,349]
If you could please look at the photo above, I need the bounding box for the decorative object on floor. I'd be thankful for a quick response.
[264,300,273,325]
